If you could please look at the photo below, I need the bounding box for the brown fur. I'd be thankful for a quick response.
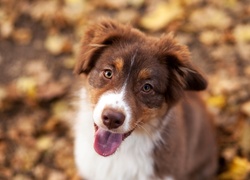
[75,18,217,179]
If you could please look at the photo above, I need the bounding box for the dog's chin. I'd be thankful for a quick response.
[93,123,133,157]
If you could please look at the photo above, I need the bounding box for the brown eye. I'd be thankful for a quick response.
[103,70,113,79]
[142,83,153,93]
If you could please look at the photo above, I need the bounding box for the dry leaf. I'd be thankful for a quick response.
[116,9,139,24]
[25,60,52,86]
[94,0,127,9]
[244,66,250,77]
[190,7,231,31]
[0,20,13,38]
[240,121,250,156]
[63,0,87,23]
[140,1,183,31]
[127,0,144,8]
[236,43,250,62]
[45,34,72,55]
[63,56,76,69]
[12,146,40,171]
[233,24,250,43]
[219,157,250,180]
[12,28,32,45]
[241,101,250,117]
[199,30,221,45]
[0,86,7,109]
[13,174,32,180]
[30,1,59,22]
[48,170,67,180]
[52,100,71,121]
[38,81,67,100]
[16,77,37,100]
[36,136,54,151]
[206,94,226,109]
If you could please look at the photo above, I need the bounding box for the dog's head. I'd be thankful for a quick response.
[75,19,207,157]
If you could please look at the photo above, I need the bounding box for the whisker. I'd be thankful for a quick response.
[135,121,151,137]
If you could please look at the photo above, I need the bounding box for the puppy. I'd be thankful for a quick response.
[74,19,217,180]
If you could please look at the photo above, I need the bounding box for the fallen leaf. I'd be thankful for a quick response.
[222,147,237,162]
[0,86,7,109]
[12,28,32,45]
[36,136,54,151]
[127,0,144,8]
[219,157,250,180]
[52,100,72,121]
[233,24,250,43]
[0,20,14,38]
[13,174,32,180]
[199,30,221,45]
[12,146,40,171]
[45,34,72,55]
[63,0,87,24]
[93,0,127,9]
[33,165,47,179]
[16,76,37,100]
[236,43,250,62]
[206,94,227,109]
[240,121,250,156]
[48,170,67,180]
[25,60,52,86]
[30,1,59,22]
[38,81,68,100]
[181,0,202,6]
[140,1,183,31]
[63,56,76,69]
[244,66,250,77]
[189,6,231,31]
[116,9,139,24]
[241,101,250,117]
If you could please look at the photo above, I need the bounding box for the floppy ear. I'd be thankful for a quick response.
[74,19,128,75]
[158,35,207,103]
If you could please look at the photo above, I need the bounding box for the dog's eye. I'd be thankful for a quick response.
[142,83,153,93]
[103,70,113,79]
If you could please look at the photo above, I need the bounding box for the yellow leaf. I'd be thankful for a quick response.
[190,7,231,30]
[63,56,76,69]
[199,30,221,45]
[206,95,226,108]
[234,24,250,43]
[63,0,86,23]
[16,77,37,99]
[36,136,54,151]
[45,34,72,55]
[219,157,250,180]
[140,1,183,31]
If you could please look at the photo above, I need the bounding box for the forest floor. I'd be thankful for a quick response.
[1,0,250,179]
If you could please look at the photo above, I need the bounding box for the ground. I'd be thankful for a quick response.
[0,0,250,179]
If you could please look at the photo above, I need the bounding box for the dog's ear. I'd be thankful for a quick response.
[158,35,207,102]
[74,19,128,75]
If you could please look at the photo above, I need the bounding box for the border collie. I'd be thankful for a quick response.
[74,19,217,180]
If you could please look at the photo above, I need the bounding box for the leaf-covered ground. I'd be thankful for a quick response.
[0,0,250,179]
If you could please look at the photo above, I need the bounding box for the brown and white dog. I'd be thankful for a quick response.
[74,19,217,180]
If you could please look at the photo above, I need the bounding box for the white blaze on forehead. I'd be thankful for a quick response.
[93,51,138,132]
[93,86,131,132]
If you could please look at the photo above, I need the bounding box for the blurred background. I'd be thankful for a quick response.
[0,0,250,179]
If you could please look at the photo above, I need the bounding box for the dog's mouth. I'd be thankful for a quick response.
[93,123,133,157]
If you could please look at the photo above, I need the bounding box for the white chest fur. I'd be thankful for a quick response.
[74,89,157,180]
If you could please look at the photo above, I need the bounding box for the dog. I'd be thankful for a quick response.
[73,19,217,180]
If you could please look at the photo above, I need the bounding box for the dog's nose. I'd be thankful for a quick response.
[102,108,125,129]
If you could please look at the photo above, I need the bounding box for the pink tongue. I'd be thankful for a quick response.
[94,128,123,157]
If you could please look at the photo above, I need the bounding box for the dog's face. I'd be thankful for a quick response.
[75,19,207,157]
